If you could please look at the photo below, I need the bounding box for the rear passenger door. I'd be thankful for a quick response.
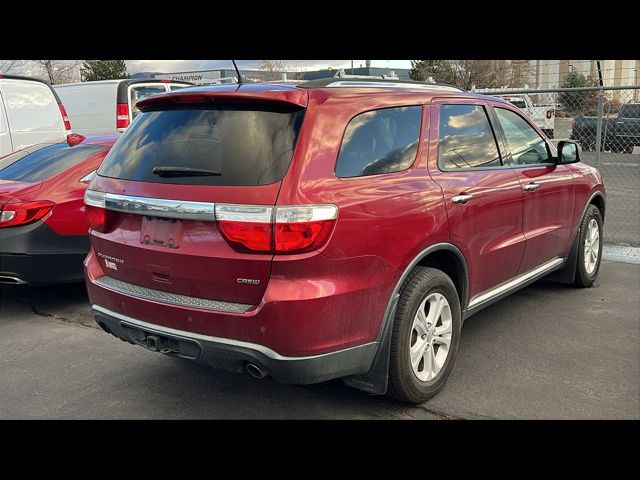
[490,105,574,274]
[428,99,526,301]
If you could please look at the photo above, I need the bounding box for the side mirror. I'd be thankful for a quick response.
[557,140,580,164]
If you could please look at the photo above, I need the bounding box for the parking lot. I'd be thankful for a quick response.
[1,259,637,420]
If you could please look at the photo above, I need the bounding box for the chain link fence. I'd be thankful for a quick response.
[476,85,640,257]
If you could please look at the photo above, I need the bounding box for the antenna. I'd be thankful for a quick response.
[231,60,243,84]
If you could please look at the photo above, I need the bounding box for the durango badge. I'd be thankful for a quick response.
[97,252,124,271]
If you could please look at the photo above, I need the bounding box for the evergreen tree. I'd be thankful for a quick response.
[81,60,127,81]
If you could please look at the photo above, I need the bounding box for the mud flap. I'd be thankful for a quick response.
[341,294,399,395]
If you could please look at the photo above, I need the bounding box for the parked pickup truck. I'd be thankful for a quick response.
[502,95,556,138]
[571,103,640,154]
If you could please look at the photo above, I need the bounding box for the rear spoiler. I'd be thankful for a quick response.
[136,85,309,111]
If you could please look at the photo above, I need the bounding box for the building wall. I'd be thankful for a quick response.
[531,60,639,88]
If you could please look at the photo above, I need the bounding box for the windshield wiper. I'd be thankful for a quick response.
[152,166,222,178]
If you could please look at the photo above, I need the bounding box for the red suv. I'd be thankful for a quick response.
[84,80,605,403]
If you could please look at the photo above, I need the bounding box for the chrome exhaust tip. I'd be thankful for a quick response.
[246,363,268,379]
[0,275,26,285]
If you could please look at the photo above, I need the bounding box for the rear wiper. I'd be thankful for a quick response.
[152,166,222,178]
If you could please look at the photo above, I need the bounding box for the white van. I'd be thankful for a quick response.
[54,79,192,135]
[0,74,71,157]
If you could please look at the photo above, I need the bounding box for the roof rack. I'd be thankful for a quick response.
[297,77,465,92]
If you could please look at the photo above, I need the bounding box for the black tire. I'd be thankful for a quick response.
[573,204,604,288]
[624,144,635,154]
[387,267,462,404]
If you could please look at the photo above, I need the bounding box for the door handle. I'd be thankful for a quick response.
[452,194,473,204]
[523,182,540,192]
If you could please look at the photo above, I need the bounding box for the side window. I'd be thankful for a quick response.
[336,106,422,178]
[438,104,501,169]
[130,85,167,119]
[494,107,550,166]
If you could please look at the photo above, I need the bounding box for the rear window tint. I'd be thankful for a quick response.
[98,104,306,186]
[0,143,106,182]
[336,106,422,178]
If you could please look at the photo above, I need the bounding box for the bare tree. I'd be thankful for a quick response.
[257,60,289,81]
[30,60,83,84]
[0,60,27,74]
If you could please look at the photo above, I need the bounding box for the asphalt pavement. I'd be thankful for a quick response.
[0,260,638,419]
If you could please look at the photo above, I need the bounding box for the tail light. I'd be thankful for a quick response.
[116,103,130,130]
[546,109,553,119]
[58,104,72,131]
[216,204,338,254]
[84,190,112,233]
[0,201,55,228]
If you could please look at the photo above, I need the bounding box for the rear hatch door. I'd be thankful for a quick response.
[89,90,306,306]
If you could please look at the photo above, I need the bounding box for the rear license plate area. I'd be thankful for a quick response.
[140,216,183,249]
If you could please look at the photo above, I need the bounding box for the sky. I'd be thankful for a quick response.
[125,60,413,74]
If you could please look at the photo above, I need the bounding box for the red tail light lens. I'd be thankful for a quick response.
[218,221,272,251]
[216,204,338,254]
[275,221,334,252]
[59,104,72,131]
[0,201,55,228]
[546,109,553,119]
[85,204,110,233]
[116,103,130,130]
[84,190,112,233]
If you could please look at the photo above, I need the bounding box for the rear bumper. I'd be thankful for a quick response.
[0,252,87,285]
[0,221,88,284]
[92,304,378,385]
[85,246,397,357]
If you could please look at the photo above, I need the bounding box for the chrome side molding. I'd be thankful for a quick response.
[467,257,564,310]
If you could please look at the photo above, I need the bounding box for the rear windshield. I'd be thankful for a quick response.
[98,104,306,186]
[0,143,106,182]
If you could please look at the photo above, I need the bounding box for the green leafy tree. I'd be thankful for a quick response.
[558,71,598,115]
[81,60,127,81]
